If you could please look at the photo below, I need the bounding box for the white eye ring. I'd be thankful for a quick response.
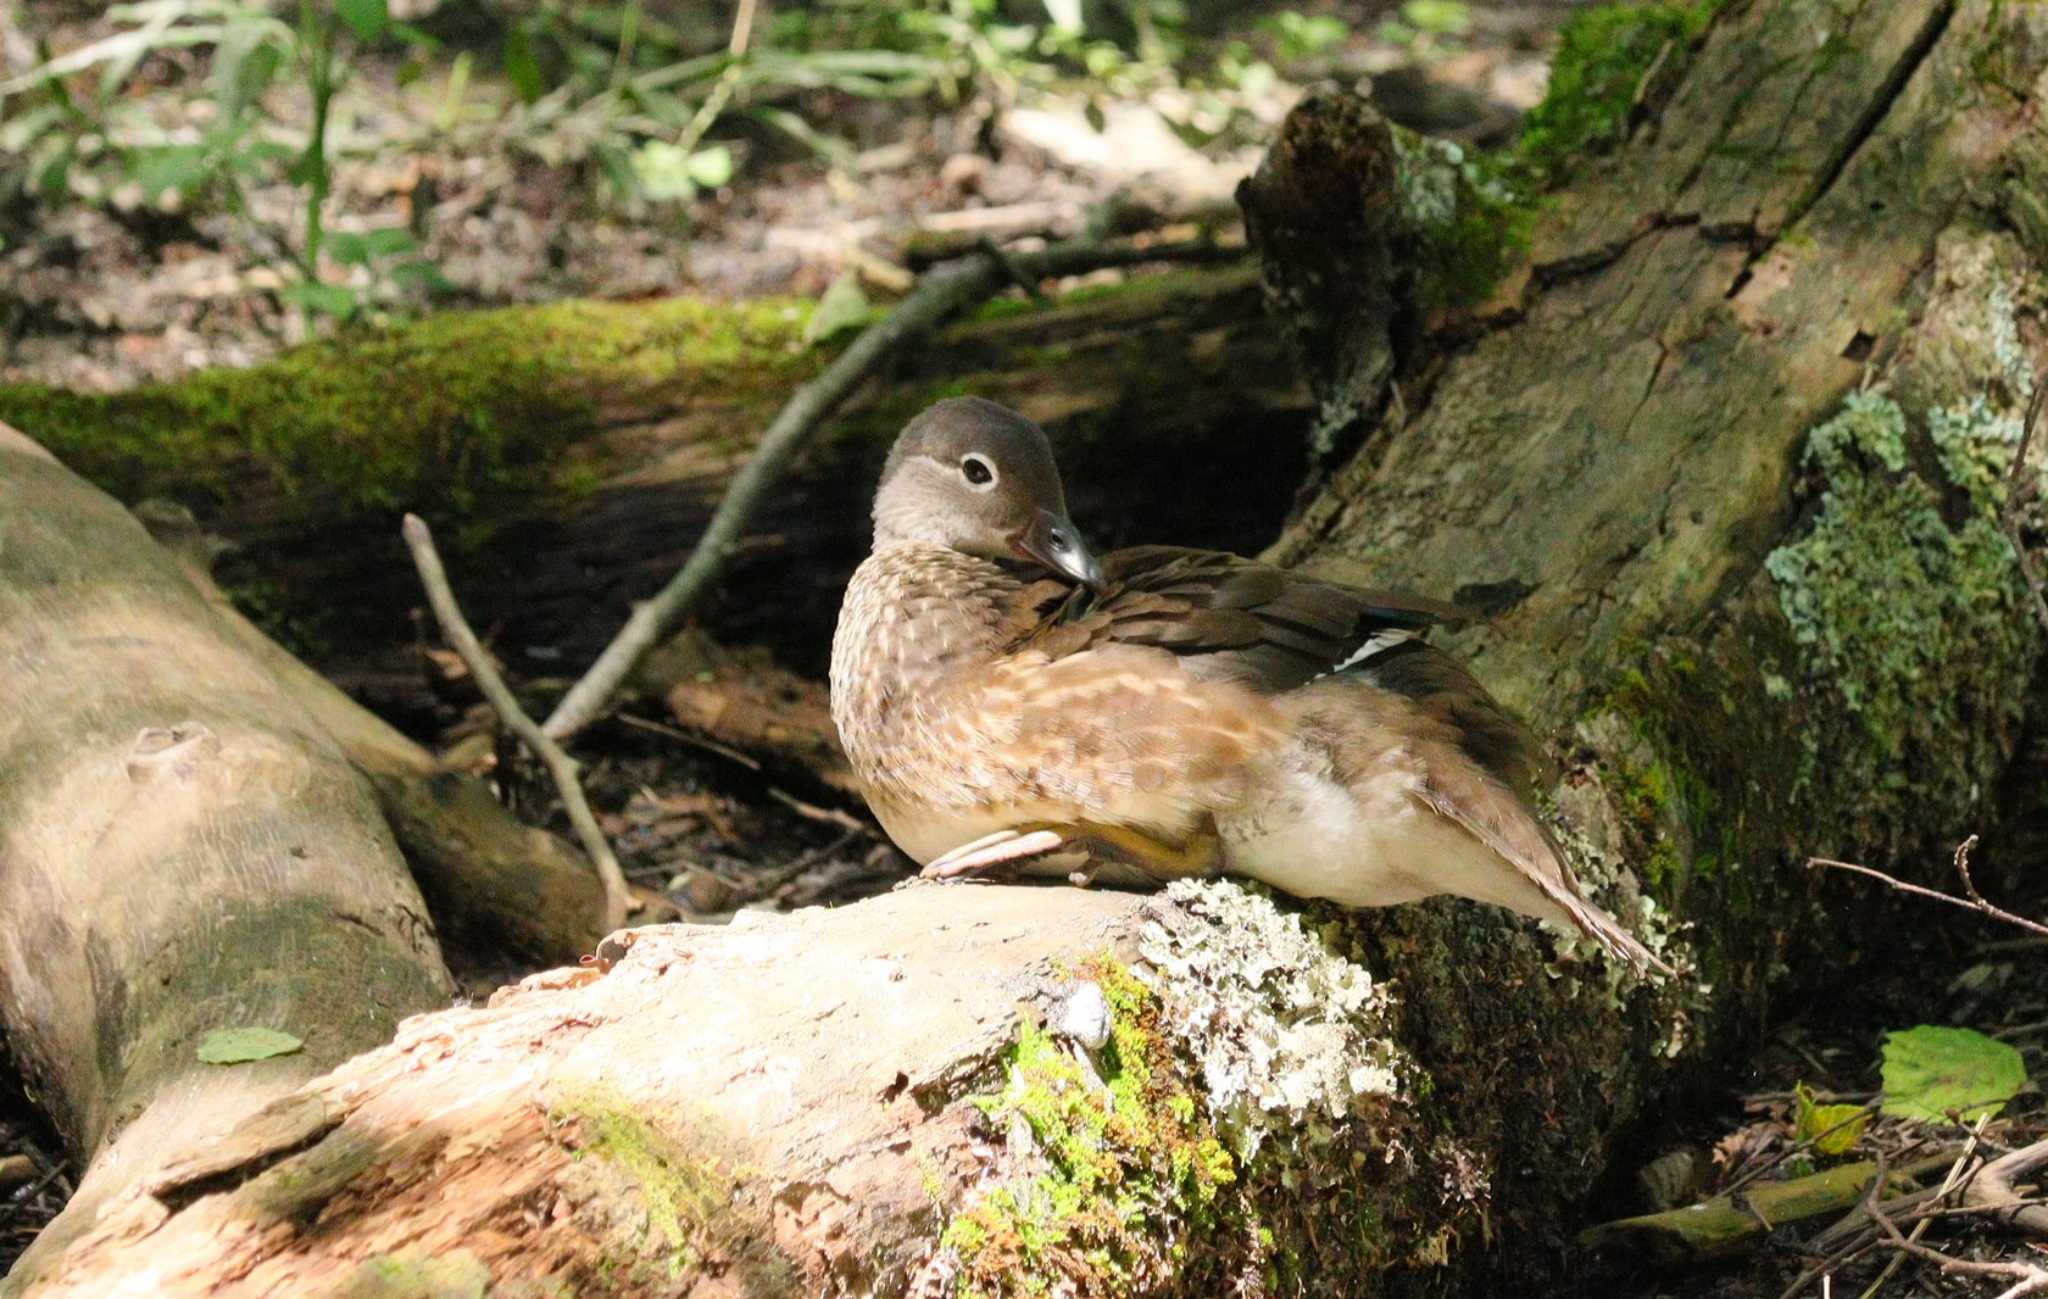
[960,455,998,490]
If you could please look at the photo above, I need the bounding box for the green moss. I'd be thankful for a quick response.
[1518,2,1723,182]
[936,885,1497,1297]
[0,296,813,542]
[942,957,1236,1297]
[550,1097,795,1292]
[1389,129,1537,309]
[333,1250,490,1299]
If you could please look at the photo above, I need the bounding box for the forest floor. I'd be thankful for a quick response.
[3,2,2046,1295]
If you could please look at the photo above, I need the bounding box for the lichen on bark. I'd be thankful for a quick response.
[926,883,1502,1298]
[1760,227,2042,854]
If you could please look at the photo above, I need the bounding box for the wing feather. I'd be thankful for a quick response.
[1004,545,1475,692]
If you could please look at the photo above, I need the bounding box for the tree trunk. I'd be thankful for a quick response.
[12,1,2048,1294]
[1251,0,2045,965]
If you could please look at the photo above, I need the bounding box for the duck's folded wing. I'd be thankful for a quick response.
[1002,546,1547,792]
[1008,546,1470,689]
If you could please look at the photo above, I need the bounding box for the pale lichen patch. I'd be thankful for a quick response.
[1135,879,1407,1160]
[1760,225,2044,851]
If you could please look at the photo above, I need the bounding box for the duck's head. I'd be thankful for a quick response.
[872,396,1106,591]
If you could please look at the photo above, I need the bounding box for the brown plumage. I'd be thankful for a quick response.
[830,397,1670,976]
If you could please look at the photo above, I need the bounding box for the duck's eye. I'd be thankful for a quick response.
[961,455,996,487]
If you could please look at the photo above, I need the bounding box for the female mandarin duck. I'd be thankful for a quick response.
[830,397,1667,975]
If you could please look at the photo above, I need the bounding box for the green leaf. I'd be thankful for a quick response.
[212,22,283,121]
[1794,1082,1869,1155]
[325,231,372,265]
[390,258,453,293]
[388,21,439,50]
[285,146,325,187]
[1043,0,1084,33]
[329,227,419,262]
[1401,0,1471,36]
[684,144,734,189]
[131,145,213,197]
[197,1027,303,1065]
[34,145,75,203]
[1880,1026,2028,1123]
[593,143,638,201]
[335,0,389,42]
[280,280,360,318]
[803,273,871,348]
[503,24,544,104]
[629,140,698,201]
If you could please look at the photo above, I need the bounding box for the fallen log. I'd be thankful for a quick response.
[8,880,1593,1298]
[0,425,616,1286]
[0,424,455,1280]
[0,261,1311,686]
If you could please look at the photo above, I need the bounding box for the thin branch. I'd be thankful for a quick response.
[671,0,758,162]
[2003,376,2048,634]
[1808,836,2048,938]
[1855,1133,1986,1299]
[541,234,1243,740]
[1968,1135,2048,1238]
[1867,1189,2048,1294]
[403,514,634,932]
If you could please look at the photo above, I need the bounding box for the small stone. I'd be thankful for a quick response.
[1053,980,1111,1050]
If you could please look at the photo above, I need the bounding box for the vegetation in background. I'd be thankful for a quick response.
[0,0,1346,335]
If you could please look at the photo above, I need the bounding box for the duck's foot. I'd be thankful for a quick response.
[921,822,1224,888]
[920,827,1073,880]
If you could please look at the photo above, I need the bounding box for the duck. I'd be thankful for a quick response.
[829,396,1668,975]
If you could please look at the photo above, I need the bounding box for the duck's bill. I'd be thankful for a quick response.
[1010,508,1106,592]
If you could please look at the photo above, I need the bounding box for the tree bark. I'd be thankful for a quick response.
[0,424,456,1283]
[0,425,623,1290]
[11,0,2048,1294]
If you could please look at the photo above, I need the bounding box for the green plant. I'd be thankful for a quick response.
[1259,10,1350,65]
[0,0,445,327]
[1377,0,1472,50]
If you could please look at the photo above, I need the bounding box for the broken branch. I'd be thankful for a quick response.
[403,513,635,932]
[1808,836,2048,938]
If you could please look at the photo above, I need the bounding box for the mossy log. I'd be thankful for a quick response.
[8,882,1605,1299]
[0,263,1310,681]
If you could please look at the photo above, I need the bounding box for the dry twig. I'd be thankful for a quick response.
[1808,836,2048,938]
[403,514,635,932]
[671,0,758,163]
[1855,1133,1983,1299]
[1867,1188,2048,1299]
[541,234,1241,740]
